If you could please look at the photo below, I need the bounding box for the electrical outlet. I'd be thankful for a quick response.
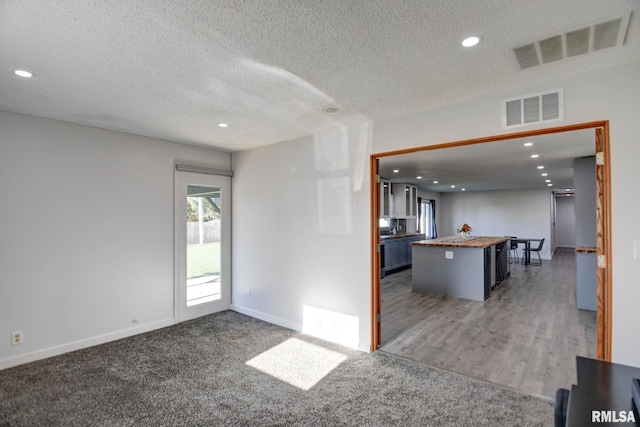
[11,331,23,346]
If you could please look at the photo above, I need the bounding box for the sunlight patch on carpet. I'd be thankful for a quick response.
[245,337,347,391]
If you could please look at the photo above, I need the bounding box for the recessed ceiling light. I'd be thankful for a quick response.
[547,183,553,187]
[541,173,548,176]
[461,188,466,191]
[461,36,482,47]
[451,185,456,188]
[531,154,539,158]
[545,179,551,183]
[417,176,422,179]
[218,123,228,128]
[537,166,544,169]
[524,142,534,147]
[393,169,399,173]
[433,180,438,184]
[14,69,33,78]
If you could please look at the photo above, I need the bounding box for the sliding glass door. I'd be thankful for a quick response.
[175,171,230,321]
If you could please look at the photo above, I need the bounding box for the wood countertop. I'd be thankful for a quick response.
[380,233,425,241]
[412,235,510,248]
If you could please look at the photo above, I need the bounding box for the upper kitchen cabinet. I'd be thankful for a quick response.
[392,183,417,218]
[380,178,392,218]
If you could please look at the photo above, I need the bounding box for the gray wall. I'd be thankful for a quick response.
[555,196,576,248]
[440,188,552,260]
[574,156,597,311]
[574,157,597,247]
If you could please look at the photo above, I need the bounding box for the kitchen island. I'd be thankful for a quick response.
[411,236,510,301]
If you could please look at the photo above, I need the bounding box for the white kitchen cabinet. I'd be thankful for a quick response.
[392,183,417,218]
[380,178,392,217]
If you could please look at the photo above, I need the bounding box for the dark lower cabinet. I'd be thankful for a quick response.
[483,247,491,300]
[381,234,425,276]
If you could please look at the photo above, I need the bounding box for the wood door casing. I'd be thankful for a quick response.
[594,127,611,360]
[370,157,381,351]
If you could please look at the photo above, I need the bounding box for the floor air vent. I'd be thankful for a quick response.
[502,89,564,129]
[511,12,631,70]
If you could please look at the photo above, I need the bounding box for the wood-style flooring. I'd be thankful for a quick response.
[379,247,596,398]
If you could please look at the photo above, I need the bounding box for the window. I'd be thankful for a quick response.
[419,200,433,237]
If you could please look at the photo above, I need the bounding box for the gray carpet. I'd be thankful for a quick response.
[0,311,553,426]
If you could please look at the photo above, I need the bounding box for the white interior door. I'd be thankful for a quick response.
[175,171,230,322]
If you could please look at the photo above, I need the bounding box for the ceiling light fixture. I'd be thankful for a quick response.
[14,69,33,78]
[218,123,228,128]
[547,183,553,187]
[461,35,482,47]
[524,142,534,147]
[545,179,551,183]
[531,154,539,158]
[541,173,548,176]
[417,176,422,179]
[451,185,456,188]
[433,180,438,184]
[393,169,399,173]
[461,188,466,191]
[537,166,545,169]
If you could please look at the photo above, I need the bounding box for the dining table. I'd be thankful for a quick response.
[510,237,543,265]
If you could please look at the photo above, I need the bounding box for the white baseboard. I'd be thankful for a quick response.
[2,308,371,371]
[230,304,370,353]
[0,318,175,370]
[230,304,302,332]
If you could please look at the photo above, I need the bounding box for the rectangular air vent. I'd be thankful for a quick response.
[510,12,631,70]
[502,89,564,129]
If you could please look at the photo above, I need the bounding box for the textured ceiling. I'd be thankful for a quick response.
[1,0,639,151]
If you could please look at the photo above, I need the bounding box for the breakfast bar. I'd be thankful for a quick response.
[411,236,510,301]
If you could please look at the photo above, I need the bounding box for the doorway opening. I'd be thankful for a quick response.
[370,121,612,365]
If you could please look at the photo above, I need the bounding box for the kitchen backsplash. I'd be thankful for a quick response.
[380,218,418,235]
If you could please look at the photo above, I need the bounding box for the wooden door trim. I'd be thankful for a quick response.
[595,125,612,360]
[370,120,612,360]
[370,157,381,351]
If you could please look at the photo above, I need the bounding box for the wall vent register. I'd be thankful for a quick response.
[510,12,631,70]
[502,88,564,129]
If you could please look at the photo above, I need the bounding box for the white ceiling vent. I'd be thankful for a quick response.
[502,89,564,129]
[511,12,632,70]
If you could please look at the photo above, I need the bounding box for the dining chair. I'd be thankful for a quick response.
[522,238,544,265]
[508,236,519,264]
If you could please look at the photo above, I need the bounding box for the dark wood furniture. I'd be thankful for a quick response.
[561,356,640,426]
